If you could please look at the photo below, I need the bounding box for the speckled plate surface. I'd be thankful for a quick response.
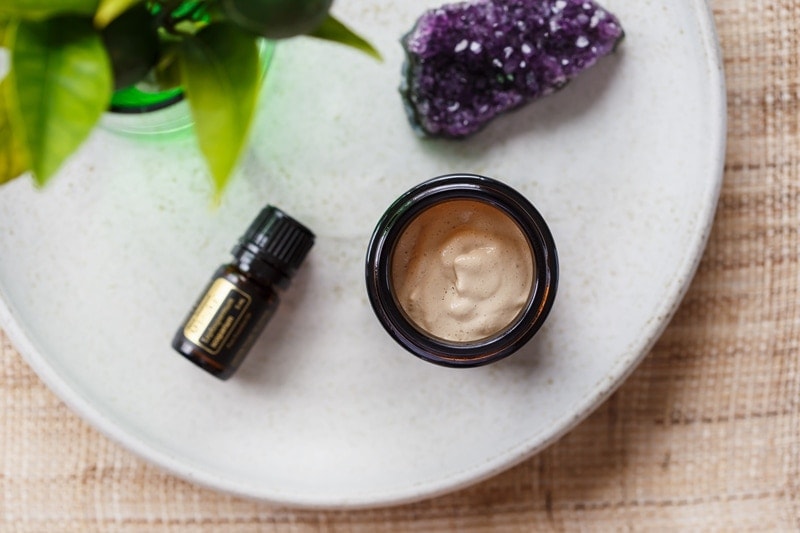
[0,0,724,508]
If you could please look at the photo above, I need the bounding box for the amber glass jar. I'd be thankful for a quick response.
[365,174,558,368]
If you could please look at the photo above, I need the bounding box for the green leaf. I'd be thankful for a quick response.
[0,0,99,20]
[10,16,112,185]
[100,2,159,90]
[179,22,260,201]
[0,78,30,185]
[307,15,381,61]
[94,0,142,28]
[0,21,27,183]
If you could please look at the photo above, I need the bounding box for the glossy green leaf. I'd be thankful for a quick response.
[0,21,28,183]
[94,0,142,28]
[179,22,260,201]
[307,14,381,61]
[0,0,99,20]
[0,79,30,185]
[100,2,159,89]
[11,16,112,185]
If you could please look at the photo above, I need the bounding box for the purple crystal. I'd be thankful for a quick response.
[400,0,624,138]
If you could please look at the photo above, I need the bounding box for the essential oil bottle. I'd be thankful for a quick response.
[172,206,315,380]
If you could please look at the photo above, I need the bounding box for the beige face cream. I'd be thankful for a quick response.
[391,199,534,342]
[366,173,558,368]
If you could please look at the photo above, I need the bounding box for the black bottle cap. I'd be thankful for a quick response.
[233,205,315,280]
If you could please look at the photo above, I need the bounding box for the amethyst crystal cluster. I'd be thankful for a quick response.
[401,0,624,138]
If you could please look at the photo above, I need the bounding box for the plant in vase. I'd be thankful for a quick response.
[0,0,379,200]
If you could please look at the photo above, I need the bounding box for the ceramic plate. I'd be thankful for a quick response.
[0,0,724,508]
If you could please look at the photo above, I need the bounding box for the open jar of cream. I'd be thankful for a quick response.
[365,173,558,367]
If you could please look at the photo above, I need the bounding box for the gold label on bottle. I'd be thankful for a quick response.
[184,278,252,355]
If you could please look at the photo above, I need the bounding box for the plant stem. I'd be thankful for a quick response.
[154,0,210,36]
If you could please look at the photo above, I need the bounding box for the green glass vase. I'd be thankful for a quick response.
[101,39,275,137]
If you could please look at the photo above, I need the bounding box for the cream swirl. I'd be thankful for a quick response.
[391,199,534,342]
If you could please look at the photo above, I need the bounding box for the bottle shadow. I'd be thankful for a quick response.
[231,260,317,390]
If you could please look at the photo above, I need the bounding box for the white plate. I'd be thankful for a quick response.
[0,0,724,508]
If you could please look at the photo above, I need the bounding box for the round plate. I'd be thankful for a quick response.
[0,0,724,508]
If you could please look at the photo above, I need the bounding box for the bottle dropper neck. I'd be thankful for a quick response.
[230,205,316,289]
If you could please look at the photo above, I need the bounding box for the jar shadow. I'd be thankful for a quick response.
[415,49,627,164]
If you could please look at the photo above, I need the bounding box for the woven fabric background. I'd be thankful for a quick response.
[2,1,799,530]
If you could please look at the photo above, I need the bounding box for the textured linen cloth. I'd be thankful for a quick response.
[1,0,799,530]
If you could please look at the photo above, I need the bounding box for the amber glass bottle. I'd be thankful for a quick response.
[172,206,315,379]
